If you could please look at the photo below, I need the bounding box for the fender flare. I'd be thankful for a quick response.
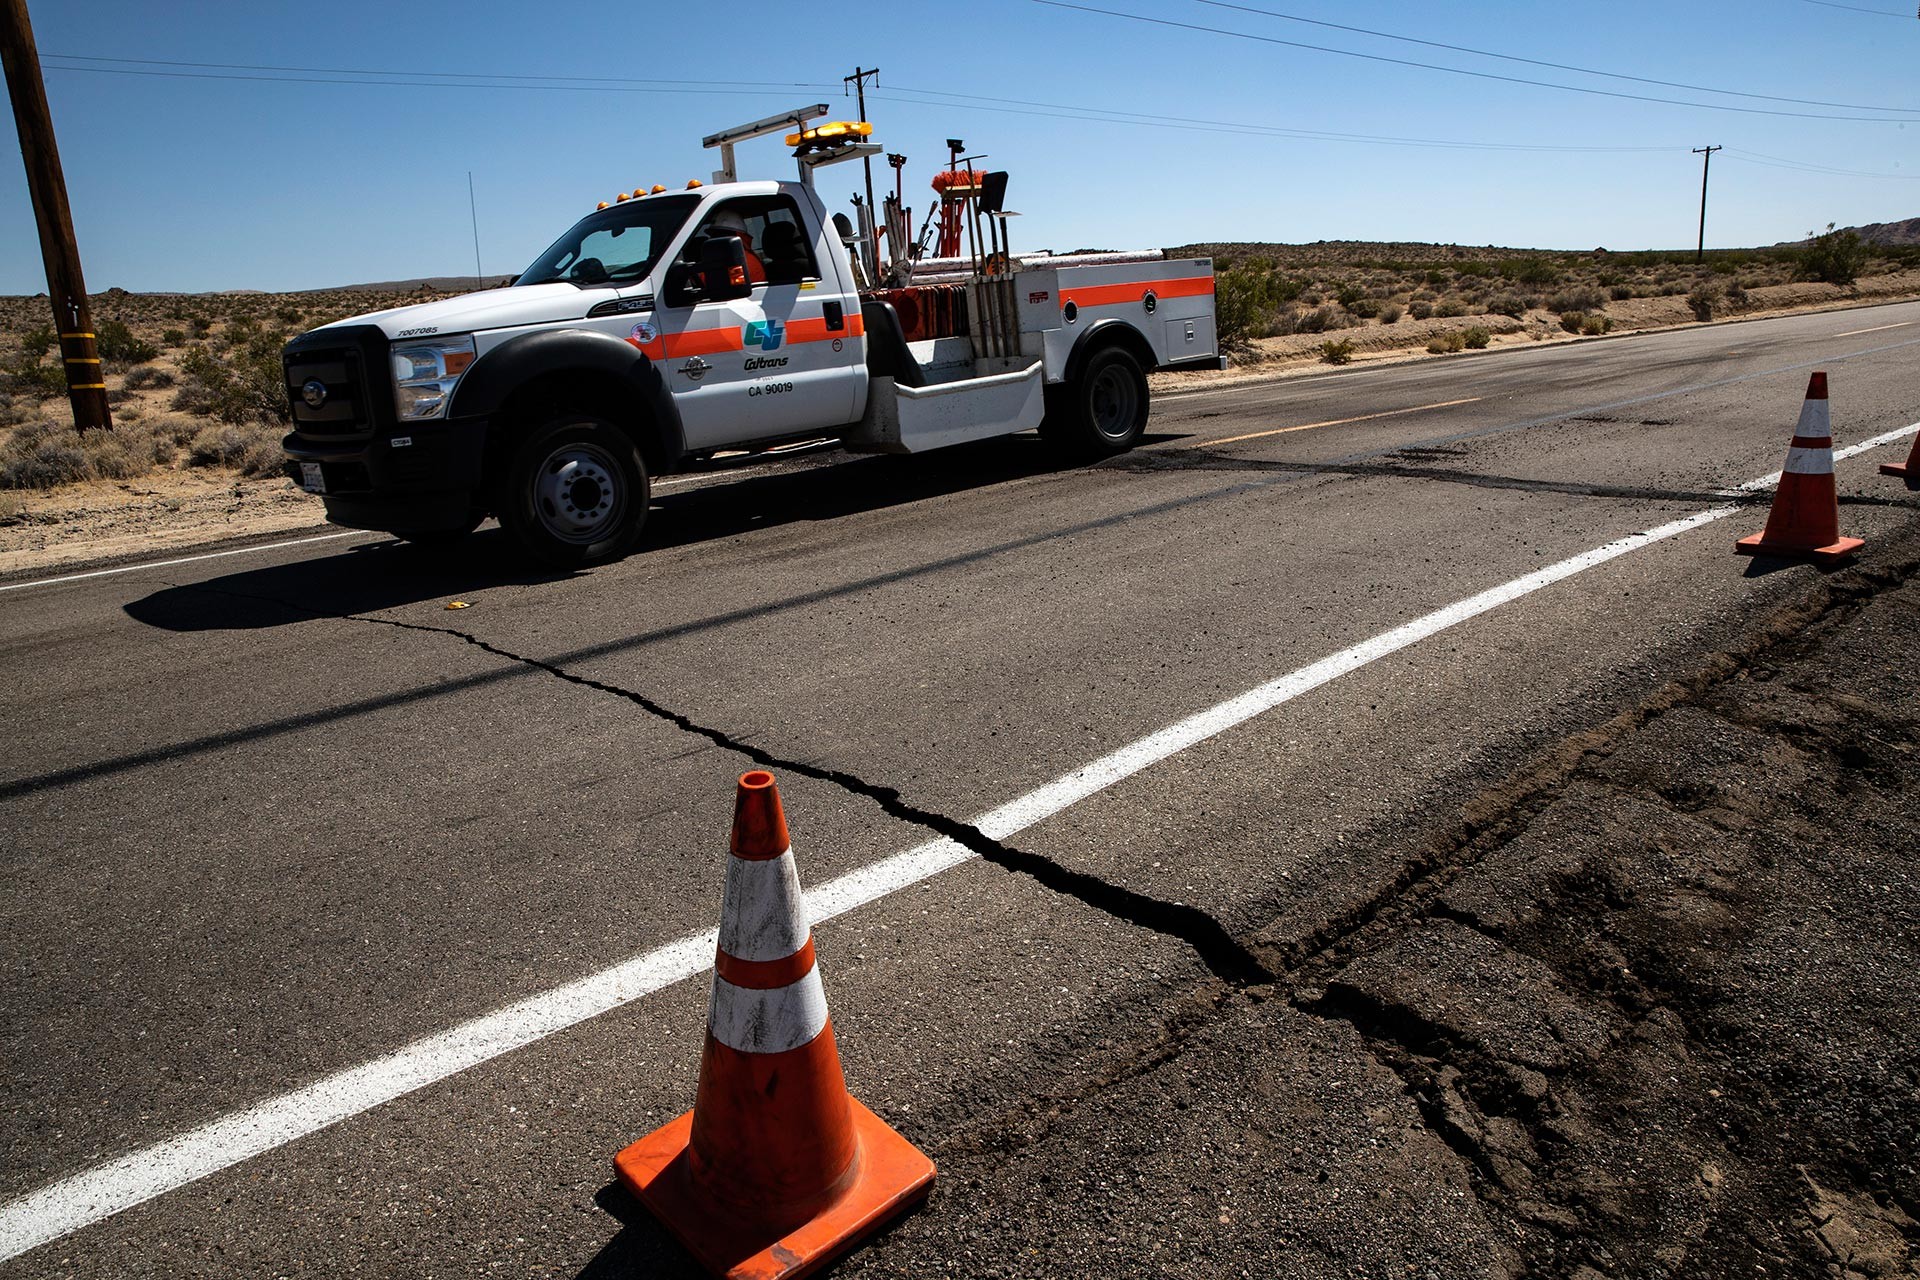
[1061,318,1158,386]
[451,327,686,464]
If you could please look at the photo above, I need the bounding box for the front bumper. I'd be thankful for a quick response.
[282,323,486,532]
[283,418,488,531]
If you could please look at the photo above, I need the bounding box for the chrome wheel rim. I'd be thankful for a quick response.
[1089,364,1139,441]
[532,443,626,545]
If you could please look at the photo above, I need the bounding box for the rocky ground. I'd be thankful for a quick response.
[833,533,1920,1279]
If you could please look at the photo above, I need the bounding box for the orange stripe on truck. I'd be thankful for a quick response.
[627,313,864,361]
[1061,275,1214,310]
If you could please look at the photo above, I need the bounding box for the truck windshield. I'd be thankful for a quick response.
[516,194,700,288]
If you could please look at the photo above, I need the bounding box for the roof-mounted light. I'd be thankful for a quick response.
[785,120,873,147]
[685,179,703,189]
[651,184,668,194]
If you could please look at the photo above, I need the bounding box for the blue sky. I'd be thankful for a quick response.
[4,0,1918,293]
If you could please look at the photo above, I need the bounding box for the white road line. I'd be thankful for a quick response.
[1833,321,1914,338]
[0,532,361,595]
[2,422,1917,1264]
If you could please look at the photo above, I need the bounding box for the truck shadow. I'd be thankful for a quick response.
[123,434,1173,633]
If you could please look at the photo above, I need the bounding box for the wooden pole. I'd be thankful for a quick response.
[1,0,111,430]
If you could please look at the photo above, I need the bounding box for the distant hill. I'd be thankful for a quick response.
[323,275,517,294]
[1842,217,1920,246]
[1776,217,1920,248]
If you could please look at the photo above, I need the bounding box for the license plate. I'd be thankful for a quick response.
[299,462,326,494]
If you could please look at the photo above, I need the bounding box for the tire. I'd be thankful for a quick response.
[1040,345,1150,456]
[499,415,648,567]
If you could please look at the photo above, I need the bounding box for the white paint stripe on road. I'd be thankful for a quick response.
[3,421,1918,1264]
[0,532,361,595]
[1834,321,1914,337]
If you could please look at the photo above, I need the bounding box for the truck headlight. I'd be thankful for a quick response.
[390,335,476,420]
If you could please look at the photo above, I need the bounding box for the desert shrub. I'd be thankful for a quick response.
[189,316,212,338]
[123,364,175,390]
[160,328,186,347]
[1462,326,1492,349]
[0,418,173,488]
[1798,223,1866,286]
[1318,338,1355,365]
[4,354,67,399]
[95,319,158,365]
[1487,295,1527,319]
[1427,332,1466,354]
[1609,284,1634,301]
[1455,262,1494,279]
[1409,301,1434,321]
[1295,305,1341,334]
[1498,257,1559,286]
[1424,270,1451,288]
[1435,300,1467,318]
[0,425,86,488]
[18,326,55,357]
[1687,285,1719,322]
[1335,283,1364,308]
[1546,287,1606,314]
[274,304,304,326]
[1559,311,1589,333]
[171,339,288,424]
[188,421,286,476]
[1580,314,1612,335]
[1347,297,1382,319]
[1379,304,1403,325]
[1725,283,1751,311]
[1215,267,1308,345]
[0,392,19,427]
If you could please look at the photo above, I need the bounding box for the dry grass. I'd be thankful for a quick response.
[0,283,473,491]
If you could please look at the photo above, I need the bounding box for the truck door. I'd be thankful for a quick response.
[649,194,862,452]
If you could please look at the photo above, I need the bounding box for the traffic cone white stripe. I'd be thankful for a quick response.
[1795,396,1830,436]
[707,967,830,1055]
[718,847,810,962]
[1784,445,1837,475]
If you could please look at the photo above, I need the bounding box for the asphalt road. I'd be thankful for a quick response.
[3,300,1918,1277]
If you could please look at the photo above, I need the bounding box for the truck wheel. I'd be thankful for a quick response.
[1041,346,1149,456]
[500,416,648,566]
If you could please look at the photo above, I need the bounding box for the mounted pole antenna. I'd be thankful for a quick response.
[702,104,830,184]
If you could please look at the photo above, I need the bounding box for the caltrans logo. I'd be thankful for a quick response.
[744,318,785,351]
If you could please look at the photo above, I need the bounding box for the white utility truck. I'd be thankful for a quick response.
[281,106,1221,564]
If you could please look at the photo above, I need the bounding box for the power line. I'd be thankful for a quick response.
[1722,147,1920,178]
[1797,0,1915,15]
[1032,0,1920,122]
[37,52,1685,157]
[874,86,1678,153]
[40,52,835,92]
[37,58,840,99]
[1189,0,1920,114]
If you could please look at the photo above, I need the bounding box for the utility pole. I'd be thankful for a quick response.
[0,0,110,430]
[1692,144,1722,265]
[845,65,880,280]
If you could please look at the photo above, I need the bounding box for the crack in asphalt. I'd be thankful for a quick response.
[155,578,1276,989]
[356,612,1282,989]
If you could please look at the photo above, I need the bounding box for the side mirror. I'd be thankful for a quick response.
[664,235,754,306]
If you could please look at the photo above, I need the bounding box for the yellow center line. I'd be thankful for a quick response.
[1834,321,1914,338]
[1184,396,1483,449]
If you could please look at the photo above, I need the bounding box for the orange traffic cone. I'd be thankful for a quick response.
[614,771,934,1280]
[1735,372,1864,563]
[1881,432,1918,487]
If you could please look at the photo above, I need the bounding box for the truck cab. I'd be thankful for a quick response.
[282,106,1218,566]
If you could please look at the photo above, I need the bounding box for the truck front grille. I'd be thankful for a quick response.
[285,345,373,439]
